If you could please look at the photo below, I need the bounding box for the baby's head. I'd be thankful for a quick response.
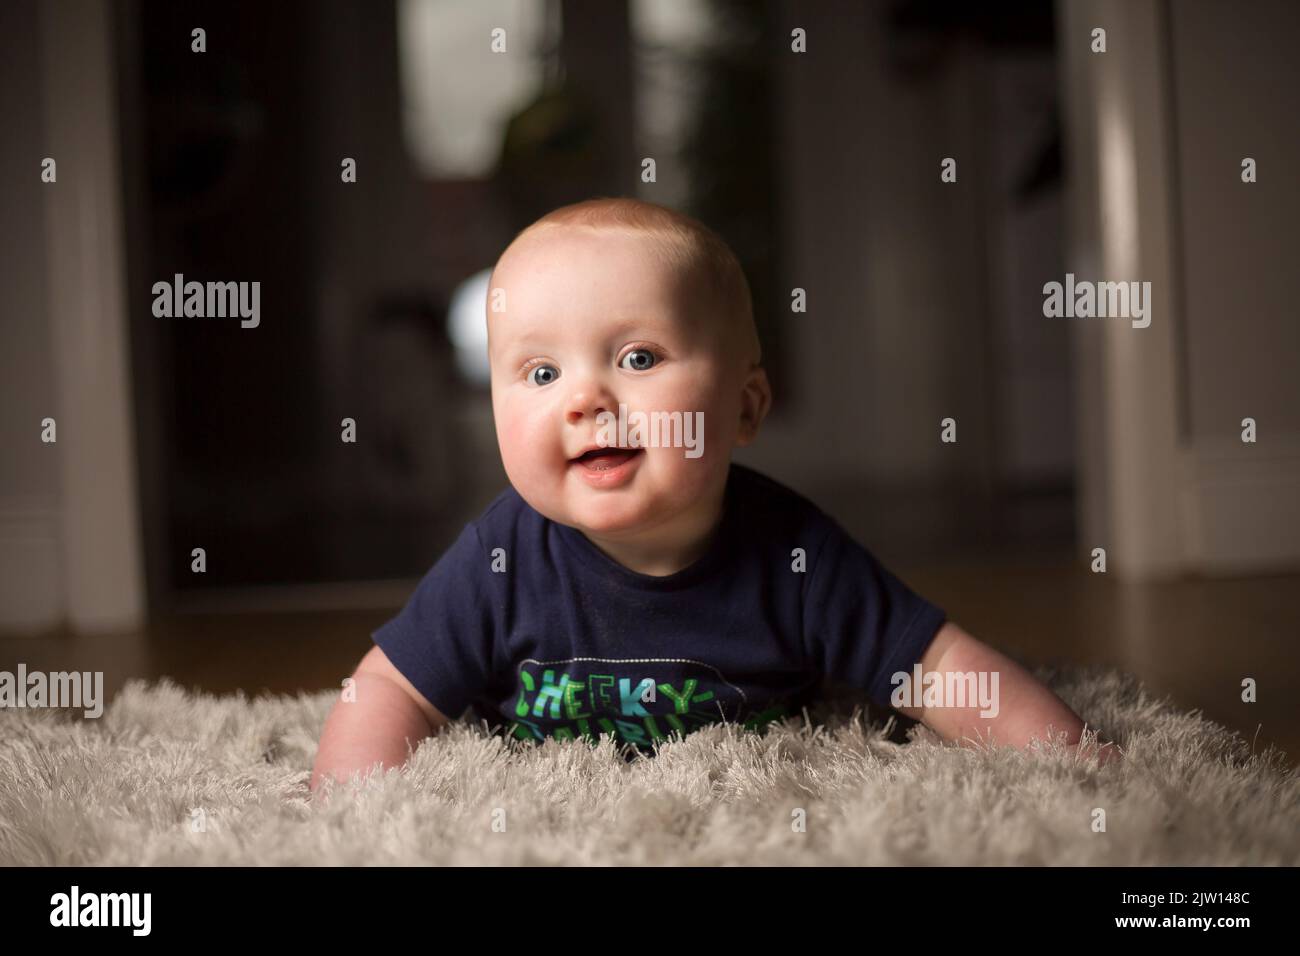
[486,197,771,546]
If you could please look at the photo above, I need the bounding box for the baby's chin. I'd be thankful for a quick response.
[518,486,670,538]
[554,497,662,537]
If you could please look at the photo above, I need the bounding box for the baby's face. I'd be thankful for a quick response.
[487,227,748,540]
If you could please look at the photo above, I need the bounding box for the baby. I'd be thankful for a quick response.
[311,197,1118,793]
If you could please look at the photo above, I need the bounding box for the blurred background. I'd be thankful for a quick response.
[2,0,1298,762]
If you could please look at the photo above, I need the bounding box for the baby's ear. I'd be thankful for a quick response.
[737,366,772,446]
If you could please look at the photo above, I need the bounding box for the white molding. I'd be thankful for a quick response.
[39,0,145,633]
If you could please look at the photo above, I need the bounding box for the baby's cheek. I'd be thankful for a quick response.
[499,404,554,469]
[495,406,530,465]
[680,388,737,456]
[650,373,714,419]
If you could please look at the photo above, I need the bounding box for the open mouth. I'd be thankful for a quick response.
[570,447,644,470]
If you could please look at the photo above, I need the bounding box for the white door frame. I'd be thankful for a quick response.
[38,0,146,632]
[1060,0,1300,579]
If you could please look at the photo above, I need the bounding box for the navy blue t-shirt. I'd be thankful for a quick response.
[372,462,946,752]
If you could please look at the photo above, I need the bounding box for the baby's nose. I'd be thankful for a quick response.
[566,402,611,424]
[564,383,617,423]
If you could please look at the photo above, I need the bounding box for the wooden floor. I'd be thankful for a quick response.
[3,564,1297,768]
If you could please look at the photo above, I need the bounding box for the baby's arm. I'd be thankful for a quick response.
[894,621,1121,765]
[310,645,450,795]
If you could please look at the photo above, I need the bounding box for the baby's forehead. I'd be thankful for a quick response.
[486,224,746,361]
[493,229,703,317]
[499,225,676,281]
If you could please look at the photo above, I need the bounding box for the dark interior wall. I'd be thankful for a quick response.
[121,0,463,598]
[126,0,324,599]
[1169,0,1300,442]
[746,0,1071,560]
[140,0,321,473]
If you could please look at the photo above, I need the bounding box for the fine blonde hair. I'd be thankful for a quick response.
[490,196,761,366]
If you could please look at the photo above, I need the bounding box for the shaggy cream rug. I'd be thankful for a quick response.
[1,665,1296,866]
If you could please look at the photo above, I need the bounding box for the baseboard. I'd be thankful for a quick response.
[168,579,418,614]
[1182,435,1300,574]
[0,496,62,634]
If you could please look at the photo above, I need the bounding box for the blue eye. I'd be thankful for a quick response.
[620,349,657,371]
[527,364,560,386]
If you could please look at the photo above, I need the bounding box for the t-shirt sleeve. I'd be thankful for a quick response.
[801,517,947,709]
[371,522,499,721]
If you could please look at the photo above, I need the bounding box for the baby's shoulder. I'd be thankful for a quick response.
[727,463,840,545]
[464,483,544,544]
